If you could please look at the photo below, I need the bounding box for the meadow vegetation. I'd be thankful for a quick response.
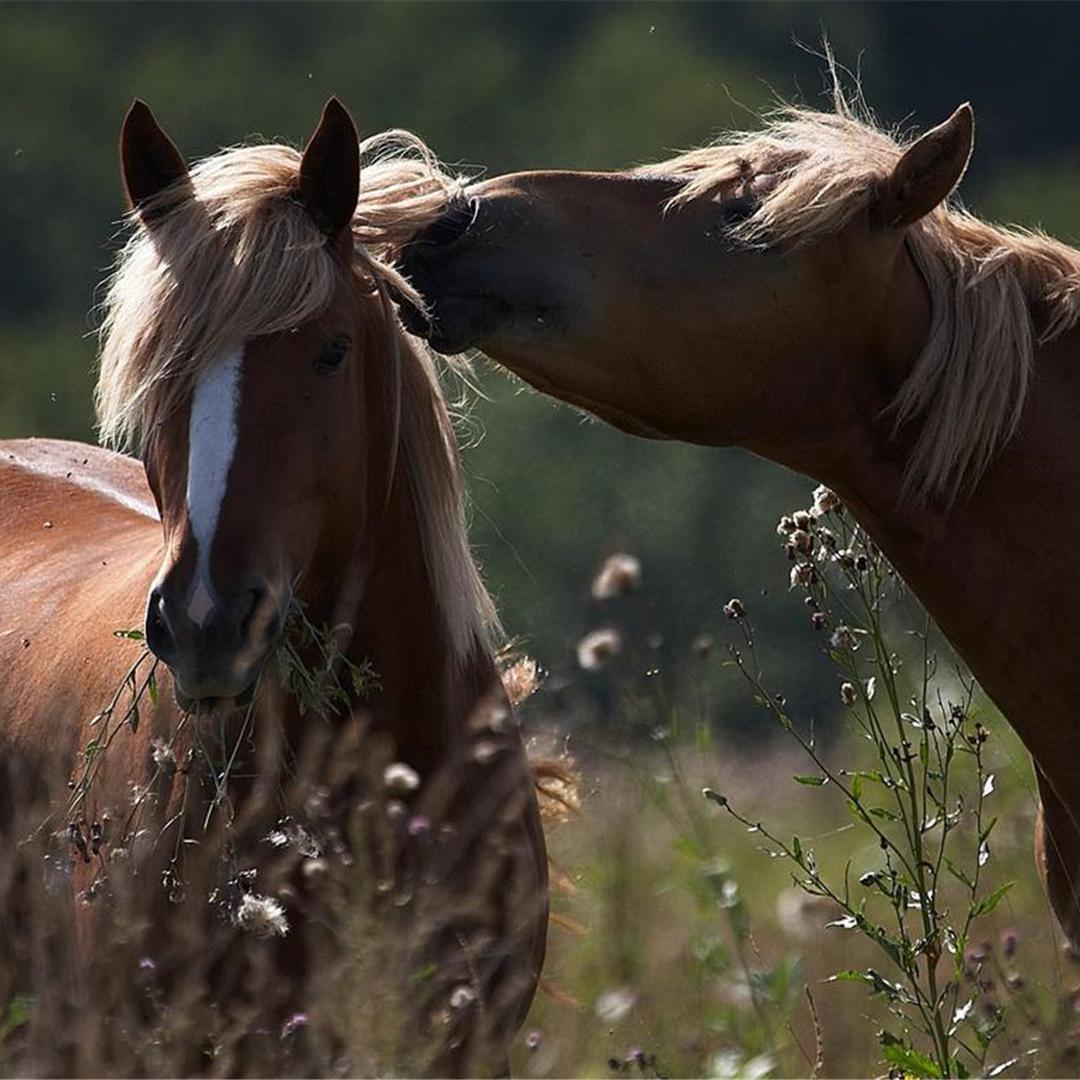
[519,488,1080,1078]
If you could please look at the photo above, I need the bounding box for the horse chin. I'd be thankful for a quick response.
[173,674,259,715]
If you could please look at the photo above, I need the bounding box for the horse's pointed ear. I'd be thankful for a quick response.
[299,97,360,239]
[878,103,974,228]
[120,100,189,218]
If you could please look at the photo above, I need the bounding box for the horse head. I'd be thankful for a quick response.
[112,99,399,705]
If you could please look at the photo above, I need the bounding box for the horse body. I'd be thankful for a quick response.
[403,93,1080,944]
[0,439,160,762]
[0,101,547,1076]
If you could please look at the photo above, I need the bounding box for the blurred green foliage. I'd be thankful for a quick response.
[4,2,1080,740]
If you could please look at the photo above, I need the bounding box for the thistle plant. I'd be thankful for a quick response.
[704,486,1014,1079]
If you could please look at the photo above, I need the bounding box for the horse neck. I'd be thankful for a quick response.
[817,321,1080,791]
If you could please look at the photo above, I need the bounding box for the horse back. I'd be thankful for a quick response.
[0,439,165,786]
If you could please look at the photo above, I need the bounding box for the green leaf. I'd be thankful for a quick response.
[879,1030,943,1078]
[148,672,159,707]
[944,857,974,891]
[971,880,1015,918]
[829,969,870,983]
[0,995,30,1043]
[793,774,827,786]
[689,933,730,975]
[113,628,145,640]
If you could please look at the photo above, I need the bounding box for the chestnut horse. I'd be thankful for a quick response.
[0,100,545,1075]
[402,93,1080,947]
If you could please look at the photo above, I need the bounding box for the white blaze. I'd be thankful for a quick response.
[186,348,244,627]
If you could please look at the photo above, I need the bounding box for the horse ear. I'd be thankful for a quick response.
[120,100,189,217]
[299,97,360,239]
[878,103,974,228]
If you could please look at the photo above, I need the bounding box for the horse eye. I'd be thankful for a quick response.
[315,335,351,373]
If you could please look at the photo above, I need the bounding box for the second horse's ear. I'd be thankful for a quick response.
[299,97,360,239]
[120,100,189,220]
[877,103,974,228]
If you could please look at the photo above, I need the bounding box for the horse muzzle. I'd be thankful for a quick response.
[146,580,285,706]
[398,223,514,356]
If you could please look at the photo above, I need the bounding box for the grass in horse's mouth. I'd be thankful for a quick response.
[174,680,257,715]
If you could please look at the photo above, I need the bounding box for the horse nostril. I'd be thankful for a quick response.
[236,587,262,640]
[145,588,175,661]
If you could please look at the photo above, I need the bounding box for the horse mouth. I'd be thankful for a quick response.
[394,289,432,339]
[395,290,513,356]
[174,675,259,715]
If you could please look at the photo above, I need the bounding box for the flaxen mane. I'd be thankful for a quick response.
[95,132,491,661]
[641,93,1080,502]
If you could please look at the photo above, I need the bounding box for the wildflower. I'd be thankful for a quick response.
[711,1051,775,1079]
[385,799,407,821]
[811,612,827,630]
[281,1012,308,1039]
[407,814,431,837]
[830,626,858,651]
[501,656,538,706]
[591,552,642,600]
[817,526,837,550]
[383,762,420,794]
[301,858,328,881]
[234,892,289,938]
[837,548,856,568]
[1001,929,1019,958]
[840,682,858,706]
[791,529,814,555]
[723,597,746,620]
[138,956,157,974]
[776,515,796,536]
[472,740,501,764]
[595,986,636,1022]
[150,738,174,767]
[449,984,476,1009]
[793,510,813,530]
[524,1030,542,1051]
[790,564,814,588]
[577,628,622,671]
[691,634,714,658]
[812,485,841,514]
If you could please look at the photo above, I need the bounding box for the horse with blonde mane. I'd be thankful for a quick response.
[0,99,546,1075]
[402,87,1080,949]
